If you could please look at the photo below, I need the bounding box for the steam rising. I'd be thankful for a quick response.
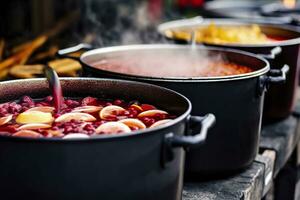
[81,2,248,78]
[89,48,232,78]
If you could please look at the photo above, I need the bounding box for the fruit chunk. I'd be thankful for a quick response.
[25,106,55,113]
[150,119,173,128]
[0,115,13,126]
[137,110,168,118]
[12,130,42,138]
[119,118,146,129]
[16,111,54,124]
[55,113,96,123]
[72,106,103,113]
[95,122,131,134]
[63,133,90,139]
[99,105,125,120]
[18,123,51,130]
[130,104,143,111]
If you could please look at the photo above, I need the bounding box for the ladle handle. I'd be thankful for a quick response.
[57,43,93,60]
[44,65,63,113]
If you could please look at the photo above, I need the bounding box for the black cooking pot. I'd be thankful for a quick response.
[158,18,300,120]
[57,44,288,175]
[0,78,215,200]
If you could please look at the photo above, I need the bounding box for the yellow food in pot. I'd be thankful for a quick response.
[165,23,271,45]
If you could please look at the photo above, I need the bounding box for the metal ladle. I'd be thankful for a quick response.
[44,65,63,113]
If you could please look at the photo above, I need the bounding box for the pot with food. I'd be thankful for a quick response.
[58,44,288,176]
[158,18,300,120]
[0,78,215,200]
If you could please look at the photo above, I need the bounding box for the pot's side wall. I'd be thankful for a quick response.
[231,44,300,120]
[0,124,186,200]
[155,78,263,174]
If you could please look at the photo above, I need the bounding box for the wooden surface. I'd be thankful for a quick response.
[183,100,300,200]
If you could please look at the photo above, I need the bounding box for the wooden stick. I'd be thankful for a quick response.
[0,68,9,80]
[12,10,79,54]
[19,36,47,65]
[0,36,46,72]
[0,39,5,61]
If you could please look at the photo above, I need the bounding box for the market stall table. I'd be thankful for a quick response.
[183,97,300,200]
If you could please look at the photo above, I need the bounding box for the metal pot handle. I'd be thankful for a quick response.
[165,114,215,148]
[258,64,289,95]
[56,43,93,60]
[257,46,282,60]
[161,114,215,166]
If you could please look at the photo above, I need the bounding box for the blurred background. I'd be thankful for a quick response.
[2,0,296,47]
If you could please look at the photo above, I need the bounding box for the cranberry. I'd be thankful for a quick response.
[113,99,123,105]
[105,102,113,106]
[84,124,94,131]
[53,113,61,118]
[44,96,53,102]
[81,97,98,106]
[131,126,139,131]
[52,127,59,131]
[65,99,80,108]
[141,104,156,111]
[21,96,34,107]
[123,110,130,116]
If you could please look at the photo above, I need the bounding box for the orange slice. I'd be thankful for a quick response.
[95,122,131,134]
[55,113,96,123]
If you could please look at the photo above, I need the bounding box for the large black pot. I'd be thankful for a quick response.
[0,78,215,200]
[158,18,300,120]
[58,44,288,175]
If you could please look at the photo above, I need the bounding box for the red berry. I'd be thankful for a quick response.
[141,104,156,111]
[81,97,98,106]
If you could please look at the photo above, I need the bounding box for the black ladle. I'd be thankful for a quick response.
[44,65,63,113]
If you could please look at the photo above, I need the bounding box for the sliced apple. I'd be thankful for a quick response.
[55,112,96,123]
[119,118,146,129]
[25,106,55,113]
[150,119,173,128]
[18,123,51,130]
[99,105,125,120]
[16,111,54,124]
[12,130,42,138]
[63,133,90,139]
[137,110,168,118]
[72,106,103,113]
[95,122,131,134]
[0,115,13,126]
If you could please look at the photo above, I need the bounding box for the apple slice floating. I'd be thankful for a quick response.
[25,106,55,113]
[12,130,42,138]
[18,123,51,130]
[72,106,103,113]
[150,119,173,128]
[0,115,13,126]
[96,122,131,134]
[99,105,125,120]
[119,118,146,130]
[55,113,96,123]
[137,110,168,118]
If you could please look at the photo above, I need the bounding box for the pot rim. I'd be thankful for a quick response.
[157,18,300,47]
[0,77,192,143]
[81,44,270,82]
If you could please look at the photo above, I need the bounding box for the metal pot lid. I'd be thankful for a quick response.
[81,44,270,82]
